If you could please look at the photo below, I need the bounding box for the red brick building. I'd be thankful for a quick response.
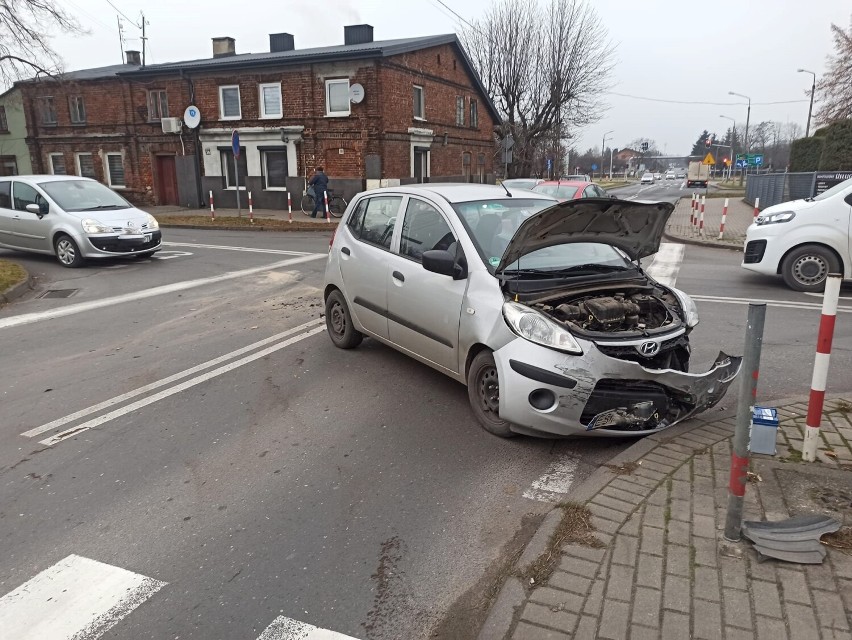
[19,26,499,209]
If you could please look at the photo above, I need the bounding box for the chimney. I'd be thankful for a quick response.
[270,33,295,53]
[212,37,236,58]
[125,50,141,65]
[344,24,374,46]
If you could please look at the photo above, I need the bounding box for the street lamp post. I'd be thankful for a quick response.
[720,115,736,181]
[797,69,817,137]
[601,130,613,180]
[729,92,751,186]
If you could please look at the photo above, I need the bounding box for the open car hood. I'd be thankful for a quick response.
[495,198,675,272]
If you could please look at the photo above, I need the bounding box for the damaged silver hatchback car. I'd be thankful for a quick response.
[323,184,741,438]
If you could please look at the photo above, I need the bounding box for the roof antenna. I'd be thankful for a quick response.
[500,181,512,197]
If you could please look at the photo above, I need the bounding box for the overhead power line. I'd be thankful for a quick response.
[104,0,141,28]
[607,91,808,106]
[431,0,476,30]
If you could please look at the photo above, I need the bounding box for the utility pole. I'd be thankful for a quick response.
[117,16,125,64]
[140,12,147,67]
[601,130,613,180]
[797,69,816,137]
[729,92,751,187]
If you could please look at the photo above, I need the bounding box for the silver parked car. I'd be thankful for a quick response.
[323,184,740,438]
[0,175,161,267]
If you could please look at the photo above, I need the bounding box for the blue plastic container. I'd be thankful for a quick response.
[749,406,779,455]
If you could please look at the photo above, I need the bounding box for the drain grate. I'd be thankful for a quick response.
[39,289,78,299]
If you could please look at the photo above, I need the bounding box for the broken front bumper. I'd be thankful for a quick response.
[493,338,742,438]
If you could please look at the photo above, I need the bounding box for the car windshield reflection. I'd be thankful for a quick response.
[39,179,132,212]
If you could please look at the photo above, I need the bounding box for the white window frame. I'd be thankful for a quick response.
[75,152,95,179]
[325,79,350,117]
[259,82,283,119]
[413,85,425,121]
[69,96,86,124]
[49,153,66,175]
[470,99,479,129]
[147,89,168,121]
[218,85,241,120]
[455,96,464,126]
[105,152,125,188]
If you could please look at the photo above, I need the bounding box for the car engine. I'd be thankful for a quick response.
[534,290,679,334]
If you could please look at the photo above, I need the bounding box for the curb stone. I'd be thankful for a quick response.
[662,230,743,252]
[476,392,817,640]
[159,223,337,233]
[0,266,33,304]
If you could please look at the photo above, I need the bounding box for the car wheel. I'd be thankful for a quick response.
[781,245,841,292]
[54,234,85,268]
[467,350,516,438]
[325,290,363,349]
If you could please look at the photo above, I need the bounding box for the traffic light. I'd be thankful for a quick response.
[723,157,730,166]
[705,137,712,148]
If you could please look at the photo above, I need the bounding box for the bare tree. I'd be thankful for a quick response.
[0,0,82,86]
[814,14,852,126]
[461,0,614,177]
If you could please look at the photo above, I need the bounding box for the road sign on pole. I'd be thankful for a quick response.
[231,130,241,216]
[702,152,715,166]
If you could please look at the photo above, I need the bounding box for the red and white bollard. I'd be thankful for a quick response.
[209,190,215,221]
[323,190,330,223]
[699,195,706,234]
[802,273,843,462]
[287,191,292,223]
[753,196,760,219]
[248,191,254,224]
[718,198,729,240]
[690,194,696,226]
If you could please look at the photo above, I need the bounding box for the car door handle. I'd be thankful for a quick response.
[341,246,350,256]
[392,270,405,282]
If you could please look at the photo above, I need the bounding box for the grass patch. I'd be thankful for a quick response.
[780,448,804,463]
[158,215,337,231]
[823,527,852,553]
[0,260,27,292]
[519,502,605,589]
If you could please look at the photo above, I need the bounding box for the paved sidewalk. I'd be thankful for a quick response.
[665,197,753,250]
[145,205,336,224]
[479,397,852,640]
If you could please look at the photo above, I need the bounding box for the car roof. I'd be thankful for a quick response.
[0,175,96,184]
[534,180,591,187]
[367,183,556,204]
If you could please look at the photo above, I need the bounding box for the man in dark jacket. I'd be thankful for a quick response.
[308,167,329,219]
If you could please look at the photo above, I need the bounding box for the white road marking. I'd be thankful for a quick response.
[523,456,579,502]
[21,318,324,439]
[0,253,325,330]
[646,242,685,287]
[804,292,852,301]
[691,294,852,314]
[37,325,326,446]
[153,250,194,260]
[163,241,310,256]
[256,616,360,640]
[0,554,165,640]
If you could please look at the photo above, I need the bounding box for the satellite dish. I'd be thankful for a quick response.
[349,83,365,104]
[183,105,201,129]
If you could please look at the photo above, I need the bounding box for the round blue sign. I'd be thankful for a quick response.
[231,130,240,158]
[591,164,598,170]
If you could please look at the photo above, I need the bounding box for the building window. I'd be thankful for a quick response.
[49,153,66,175]
[39,97,57,125]
[220,148,248,188]
[147,90,168,121]
[106,153,125,188]
[462,152,472,179]
[75,153,95,179]
[262,149,288,188]
[259,83,282,119]
[0,156,17,176]
[69,96,86,124]
[0,106,7,132]
[455,97,464,126]
[413,85,425,120]
[325,79,350,117]
[469,99,478,128]
[219,85,241,120]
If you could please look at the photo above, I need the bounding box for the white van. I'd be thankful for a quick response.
[742,177,852,291]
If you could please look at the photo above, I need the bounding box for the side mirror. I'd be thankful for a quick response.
[423,249,467,280]
[26,202,48,216]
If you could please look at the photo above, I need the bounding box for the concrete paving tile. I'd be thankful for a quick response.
[626,474,665,489]
[609,478,650,497]
[630,624,661,640]
[724,627,757,640]
[670,498,692,523]
[838,579,852,613]
[786,602,820,640]
[634,466,668,482]
[723,587,753,630]
[602,485,646,505]
[663,574,691,613]
[529,587,585,614]
[812,589,851,630]
[548,571,591,596]
[598,599,630,640]
[644,504,666,529]
[561,544,606,563]
[671,479,692,500]
[745,554,777,583]
[755,616,789,640]
[647,487,668,506]
[588,502,630,524]
[620,512,641,537]
[661,611,690,640]
[636,552,663,590]
[692,598,723,640]
[692,514,717,538]
[556,556,600,580]
[667,519,690,546]
[641,525,665,556]
[665,543,690,578]
[804,562,836,592]
[583,579,605,617]
[719,556,748,591]
[644,452,684,468]
[694,566,721,602]
[611,534,639,567]
[591,515,621,535]
[777,567,812,605]
[830,550,852,580]
[750,580,783,619]
[693,537,719,568]
[573,616,598,639]
[592,493,636,515]
[819,628,852,640]
[605,563,635,603]
[693,493,716,516]
[511,621,572,639]
[631,586,662,629]
[638,459,678,476]
[521,603,578,634]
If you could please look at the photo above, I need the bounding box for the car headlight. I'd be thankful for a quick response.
[669,287,700,328]
[146,213,160,230]
[502,301,583,354]
[81,218,113,234]
[756,211,795,225]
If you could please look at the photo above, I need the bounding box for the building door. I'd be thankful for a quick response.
[413,147,430,183]
[155,155,179,205]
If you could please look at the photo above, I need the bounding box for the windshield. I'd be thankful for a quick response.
[503,179,539,190]
[532,185,579,200]
[39,179,132,212]
[452,198,631,274]
[812,177,852,201]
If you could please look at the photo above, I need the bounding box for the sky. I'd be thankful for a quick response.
[48,0,849,155]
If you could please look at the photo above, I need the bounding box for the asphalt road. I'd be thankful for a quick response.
[1,209,850,640]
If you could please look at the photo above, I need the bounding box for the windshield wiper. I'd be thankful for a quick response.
[80,204,126,211]
[502,264,633,276]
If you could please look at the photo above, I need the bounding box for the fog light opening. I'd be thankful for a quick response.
[529,388,557,411]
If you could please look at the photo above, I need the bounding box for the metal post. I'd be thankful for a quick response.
[740,101,751,187]
[233,154,242,217]
[724,303,767,541]
[248,191,253,224]
[802,274,842,461]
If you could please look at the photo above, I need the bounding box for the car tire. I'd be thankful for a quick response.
[54,234,85,268]
[325,290,363,349]
[467,350,516,438]
[781,244,841,292]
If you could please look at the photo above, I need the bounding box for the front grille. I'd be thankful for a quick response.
[110,222,150,233]
[597,335,690,371]
[580,379,672,428]
[744,240,767,264]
